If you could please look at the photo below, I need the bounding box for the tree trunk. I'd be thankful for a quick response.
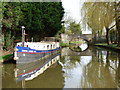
[117,13,120,46]
[105,27,110,45]
[106,51,110,67]
[117,53,120,88]
[115,2,120,46]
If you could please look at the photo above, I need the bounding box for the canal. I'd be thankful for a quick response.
[1,46,120,88]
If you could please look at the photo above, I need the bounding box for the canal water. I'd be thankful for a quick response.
[1,46,120,88]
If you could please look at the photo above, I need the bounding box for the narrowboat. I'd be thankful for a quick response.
[14,41,60,63]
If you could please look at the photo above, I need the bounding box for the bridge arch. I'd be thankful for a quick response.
[61,34,92,44]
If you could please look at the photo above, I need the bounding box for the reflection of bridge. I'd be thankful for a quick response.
[69,34,92,42]
[61,47,92,56]
[61,34,92,43]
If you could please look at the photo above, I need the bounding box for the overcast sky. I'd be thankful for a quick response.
[61,0,83,23]
[61,0,92,34]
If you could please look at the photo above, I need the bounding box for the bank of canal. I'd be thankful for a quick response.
[0,50,13,63]
[95,43,120,53]
[1,46,120,88]
[0,54,13,62]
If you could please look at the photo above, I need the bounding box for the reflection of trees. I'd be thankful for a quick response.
[81,48,119,88]
[63,56,81,70]
[106,51,110,67]
[70,56,80,64]
[2,64,22,88]
[116,53,120,88]
[60,55,82,84]
[61,47,120,88]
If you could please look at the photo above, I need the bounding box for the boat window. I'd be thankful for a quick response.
[43,46,45,48]
[47,63,49,66]
[47,45,49,49]
[51,61,52,65]
[53,45,55,48]
[51,45,52,49]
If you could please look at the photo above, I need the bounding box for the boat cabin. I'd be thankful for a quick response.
[16,42,60,50]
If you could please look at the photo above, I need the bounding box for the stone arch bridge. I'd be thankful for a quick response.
[61,34,93,43]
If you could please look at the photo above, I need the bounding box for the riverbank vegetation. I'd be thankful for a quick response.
[1,2,64,51]
[59,17,83,47]
[0,54,13,62]
[82,2,120,48]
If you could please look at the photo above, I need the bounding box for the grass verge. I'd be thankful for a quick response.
[94,43,120,52]
[95,43,118,48]
[0,54,13,61]
[60,42,69,47]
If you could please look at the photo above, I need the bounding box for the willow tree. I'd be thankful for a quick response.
[82,2,115,45]
[115,2,120,46]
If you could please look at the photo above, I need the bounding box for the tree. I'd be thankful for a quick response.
[19,2,64,41]
[2,2,23,50]
[115,2,120,46]
[2,2,64,50]
[68,21,81,35]
[82,2,115,45]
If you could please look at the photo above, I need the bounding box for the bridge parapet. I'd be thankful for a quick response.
[61,34,92,43]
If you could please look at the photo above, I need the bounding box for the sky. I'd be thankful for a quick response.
[61,0,83,23]
[61,0,92,34]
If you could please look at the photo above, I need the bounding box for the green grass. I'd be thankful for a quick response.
[107,44,117,47]
[0,54,13,61]
[70,41,84,44]
[95,43,107,46]
[95,43,120,50]
[60,42,69,47]
[95,43,117,47]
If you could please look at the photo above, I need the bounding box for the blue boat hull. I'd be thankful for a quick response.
[14,46,61,63]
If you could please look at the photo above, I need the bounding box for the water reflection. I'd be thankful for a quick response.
[69,38,88,52]
[61,48,92,88]
[79,43,88,51]
[2,47,120,88]
[61,47,120,88]
[15,52,61,82]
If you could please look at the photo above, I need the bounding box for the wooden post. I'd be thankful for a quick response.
[22,26,25,47]
[22,80,25,88]
[31,37,33,42]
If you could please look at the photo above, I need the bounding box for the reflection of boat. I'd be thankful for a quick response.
[14,41,60,63]
[15,52,61,82]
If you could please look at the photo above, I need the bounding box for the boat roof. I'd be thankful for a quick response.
[17,41,59,45]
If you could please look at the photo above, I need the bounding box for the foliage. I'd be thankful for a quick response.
[68,21,82,34]
[65,21,82,35]
[63,16,82,35]
[82,2,116,45]
[2,2,24,50]
[82,2,115,32]
[2,2,64,50]
[18,2,64,41]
